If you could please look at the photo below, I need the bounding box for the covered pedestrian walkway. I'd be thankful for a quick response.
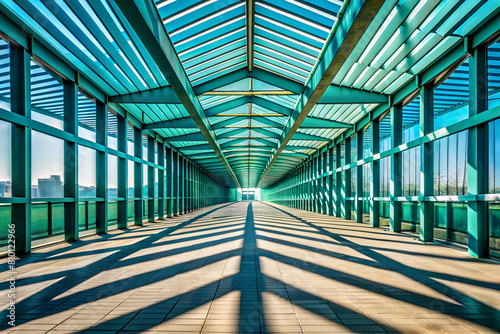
[2,201,500,333]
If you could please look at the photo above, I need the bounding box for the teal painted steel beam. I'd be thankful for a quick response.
[301,117,352,128]
[252,97,293,116]
[114,0,240,188]
[158,140,165,219]
[134,127,143,225]
[292,132,329,141]
[164,132,206,142]
[166,146,173,218]
[218,128,249,139]
[419,84,434,242]
[117,115,128,228]
[96,100,108,234]
[390,104,402,232]
[194,68,249,95]
[355,132,363,223]
[318,85,389,104]
[257,0,384,187]
[247,0,255,72]
[178,144,212,151]
[251,68,303,94]
[10,44,31,253]
[148,136,155,222]
[143,117,198,129]
[370,119,380,227]
[109,85,181,104]
[252,128,281,139]
[467,45,489,258]
[205,97,250,116]
[285,145,318,150]
[64,80,79,241]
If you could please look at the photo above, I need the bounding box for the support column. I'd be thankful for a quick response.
[158,141,165,219]
[180,155,185,214]
[134,128,143,225]
[390,105,402,232]
[468,45,489,258]
[148,136,155,223]
[64,80,79,241]
[10,45,31,252]
[355,132,363,223]
[420,84,434,242]
[117,116,128,228]
[328,147,334,216]
[96,101,108,234]
[173,150,179,215]
[335,144,342,217]
[166,146,173,218]
[343,138,352,220]
[370,119,380,227]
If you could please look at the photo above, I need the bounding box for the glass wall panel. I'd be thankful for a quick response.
[32,131,64,198]
[488,40,500,109]
[128,160,134,197]
[489,118,500,193]
[108,111,118,151]
[78,146,96,198]
[0,121,11,197]
[362,163,370,197]
[78,92,96,142]
[351,167,356,198]
[30,60,63,130]
[108,154,118,198]
[351,133,357,162]
[380,156,390,197]
[0,38,10,110]
[490,202,500,258]
[362,126,371,158]
[434,131,468,195]
[79,202,96,231]
[127,124,134,154]
[402,147,420,196]
[0,205,11,245]
[434,59,469,131]
[143,164,148,197]
[379,112,391,152]
[402,97,420,143]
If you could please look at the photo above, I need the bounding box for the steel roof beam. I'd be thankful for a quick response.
[205,97,250,116]
[257,0,385,187]
[246,0,255,72]
[113,0,240,188]
[301,117,352,128]
[164,132,206,141]
[194,68,304,95]
[109,85,181,104]
[143,117,198,129]
[318,85,389,104]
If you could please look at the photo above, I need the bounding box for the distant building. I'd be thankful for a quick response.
[31,185,38,198]
[38,175,63,197]
[0,181,12,198]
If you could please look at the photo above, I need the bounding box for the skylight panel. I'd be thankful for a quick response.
[170,2,245,37]
[283,0,337,21]
[174,16,245,48]
[256,2,331,33]
[255,14,325,44]
[255,36,317,62]
[185,47,246,73]
[256,25,322,53]
[164,0,217,24]
[178,28,245,57]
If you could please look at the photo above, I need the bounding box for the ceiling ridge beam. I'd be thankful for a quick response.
[246,0,255,72]
[318,84,389,104]
[143,117,198,129]
[109,85,181,104]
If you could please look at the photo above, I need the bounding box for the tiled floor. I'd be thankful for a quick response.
[1,201,500,334]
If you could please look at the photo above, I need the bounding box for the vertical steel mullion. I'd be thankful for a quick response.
[391,105,403,232]
[420,84,434,242]
[10,44,31,252]
[355,132,363,223]
[96,101,108,234]
[134,128,143,225]
[117,116,128,228]
[468,44,489,258]
[158,141,165,220]
[343,138,352,220]
[328,148,334,216]
[335,144,342,218]
[147,136,155,223]
[63,80,79,240]
[371,119,380,227]
[166,146,173,218]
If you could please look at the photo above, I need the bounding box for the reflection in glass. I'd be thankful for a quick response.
[32,131,64,198]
